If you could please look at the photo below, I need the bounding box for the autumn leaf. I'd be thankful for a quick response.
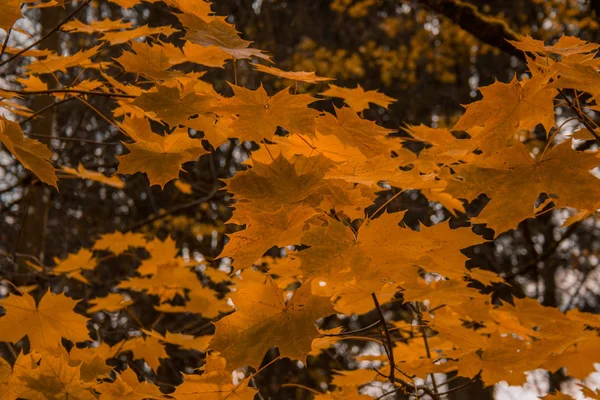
[445,141,600,235]
[315,106,393,157]
[177,12,270,61]
[1,0,25,33]
[95,368,163,400]
[453,75,556,151]
[227,154,326,211]
[254,64,333,83]
[214,84,319,142]
[61,164,124,188]
[26,45,102,74]
[0,116,57,188]
[93,231,147,255]
[155,286,231,318]
[0,290,89,349]
[119,336,168,371]
[131,84,215,127]
[321,83,396,112]
[62,18,133,34]
[222,205,317,271]
[174,354,257,400]
[87,293,133,313]
[49,248,96,283]
[117,123,208,188]
[100,25,177,45]
[114,41,183,81]
[17,355,96,400]
[210,278,334,370]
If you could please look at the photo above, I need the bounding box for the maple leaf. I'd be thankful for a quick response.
[93,231,147,255]
[117,124,207,188]
[508,35,600,58]
[402,278,479,308]
[254,64,334,83]
[214,84,319,142]
[174,354,257,400]
[299,216,483,288]
[131,84,214,127]
[87,293,133,313]
[315,106,393,157]
[0,117,57,188]
[177,12,270,61]
[119,261,203,302]
[17,355,96,400]
[62,18,133,34]
[100,25,177,45]
[49,248,96,283]
[178,42,232,68]
[324,153,444,191]
[0,0,25,33]
[0,290,89,349]
[155,286,231,318]
[115,41,183,81]
[321,83,396,112]
[222,205,317,271]
[227,155,326,210]
[147,330,212,352]
[453,75,556,151]
[61,164,124,188]
[257,130,368,164]
[445,141,600,235]
[26,45,102,74]
[120,336,168,371]
[95,368,164,400]
[135,236,182,275]
[210,278,334,371]
[158,0,214,19]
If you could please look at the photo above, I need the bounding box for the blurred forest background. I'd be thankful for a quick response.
[1,0,600,399]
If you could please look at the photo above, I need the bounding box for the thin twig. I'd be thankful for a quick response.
[369,190,403,220]
[562,265,597,312]
[410,303,440,396]
[126,186,220,232]
[279,383,323,395]
[322,320,382,337]
[503,221,581,280]
[0,29,12,60]
[20,96,76,124]
[557,89,600,144]
[26,133,119,145]
[371,293,395,384]
[2,88,136,98]
[0,0,92,68]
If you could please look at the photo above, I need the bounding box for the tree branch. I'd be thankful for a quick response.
[419,0,600,145]
[20,96,76,124]
[418,0,525,61]
[503,221,581,280]
[126,186,220,232]
[0,29,12,60]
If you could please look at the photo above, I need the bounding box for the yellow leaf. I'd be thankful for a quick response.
[254,63,333,83]
[117,122,207,188]
[0,290,89,349]
[321,83,396,112]
[210,278,334,370]
[215,84,319,142]
[61,164,124,188]
[0,116,57,188]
